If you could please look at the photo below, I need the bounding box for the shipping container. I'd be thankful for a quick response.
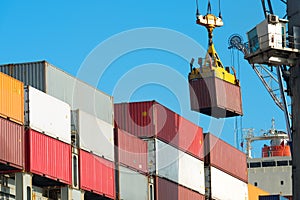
[0,118,24,170]
[156,177,205,200]
[79,150,115,199]
[0,61,113,125]
[207,166,248,200]
[147,139,205,195]
[114,101,204,160]
[0,72,24,125]
[259,195,289,200]
[118,166,149,200]
[115,128,147,173]
[25,86,71,144]
[248,184,270,200]
[189,77,242,118]
[26,129,72,185]
[204,133,248,182]
[72,110,114,161]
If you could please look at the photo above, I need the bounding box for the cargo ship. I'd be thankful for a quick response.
[246,119,292,199]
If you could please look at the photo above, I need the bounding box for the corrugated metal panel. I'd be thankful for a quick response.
[72,110,114,161]
[189,77,242,118]
[0,61,46,91]
[25,86,71,144]
[148,139,205,195]
[114,101,155,138]
[79,150,115,199]
[114,101,204,160]
[0,61,114,125]
[156,139,205,194]
[259,195,289,200]
[46,63,114,125]
[156,177,205,200]
[248,184,269,200]
[26,129,71,185]
[0,72,24,125]
[204,133,248,182]
[116,128,147,173]
[210,167,248,200]
[119,166,148,200]
[0,118,24,169]
[163,115,204,160]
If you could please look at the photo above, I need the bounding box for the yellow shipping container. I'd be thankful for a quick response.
[0,72,24,124]
[248,183,270,200]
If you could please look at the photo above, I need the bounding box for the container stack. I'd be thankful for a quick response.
[0,72,25,173]
[115,128,148,200]
[24,86,72,185]
[114,100,206,200]
[204,133,249,200]
[0,61,115,199]
[71,109,115,200]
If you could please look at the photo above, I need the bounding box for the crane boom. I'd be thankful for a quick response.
[229,35,292,139]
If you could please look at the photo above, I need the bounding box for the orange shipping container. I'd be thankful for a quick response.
[0,72,24,124]
[248,184,270,200]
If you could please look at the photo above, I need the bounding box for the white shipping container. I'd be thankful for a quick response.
[25,86,71,144]
[147,139,205,195]
[119,166,149,200]
[0,61,114,125]
[209,167,248,200]
[71,110,114,161]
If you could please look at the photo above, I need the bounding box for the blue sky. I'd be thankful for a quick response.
[0,1,288,157]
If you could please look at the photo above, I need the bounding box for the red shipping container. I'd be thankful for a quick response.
[204,133,248,183]
[26,129,71,185]
[115,128,148,174]
[80,150,115,199]
[0,118,24,170]
[156,177,205,200]
[189,77,242,118]
[114,101,204,160]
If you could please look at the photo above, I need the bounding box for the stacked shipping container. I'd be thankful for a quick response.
[204,133,249,200]
[71,109,115,198]
[114,101,206,199]
[71,109,114,161]
[0,61,114,125]
[24,86,72,185]
[0,72,25,171]
[0,61,116,199]
[115,128,148,200]
[114,101,204,160]
[79,150,115,199]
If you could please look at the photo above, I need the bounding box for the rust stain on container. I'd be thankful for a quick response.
[204,133,248,183]
[0,72,24,124]
[115,128,148,174]
[0,118,24,170]
[189,77,242,118]
[114,101,204,160]
[26,129,72,185]
[80,150,115,199]
[156,177,205,200]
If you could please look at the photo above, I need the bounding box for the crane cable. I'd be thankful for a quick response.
[196,0,222,17]
[218,0,222,18]
[207,0,212,14]
[231,46,243,150]
[196,0,200,15]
